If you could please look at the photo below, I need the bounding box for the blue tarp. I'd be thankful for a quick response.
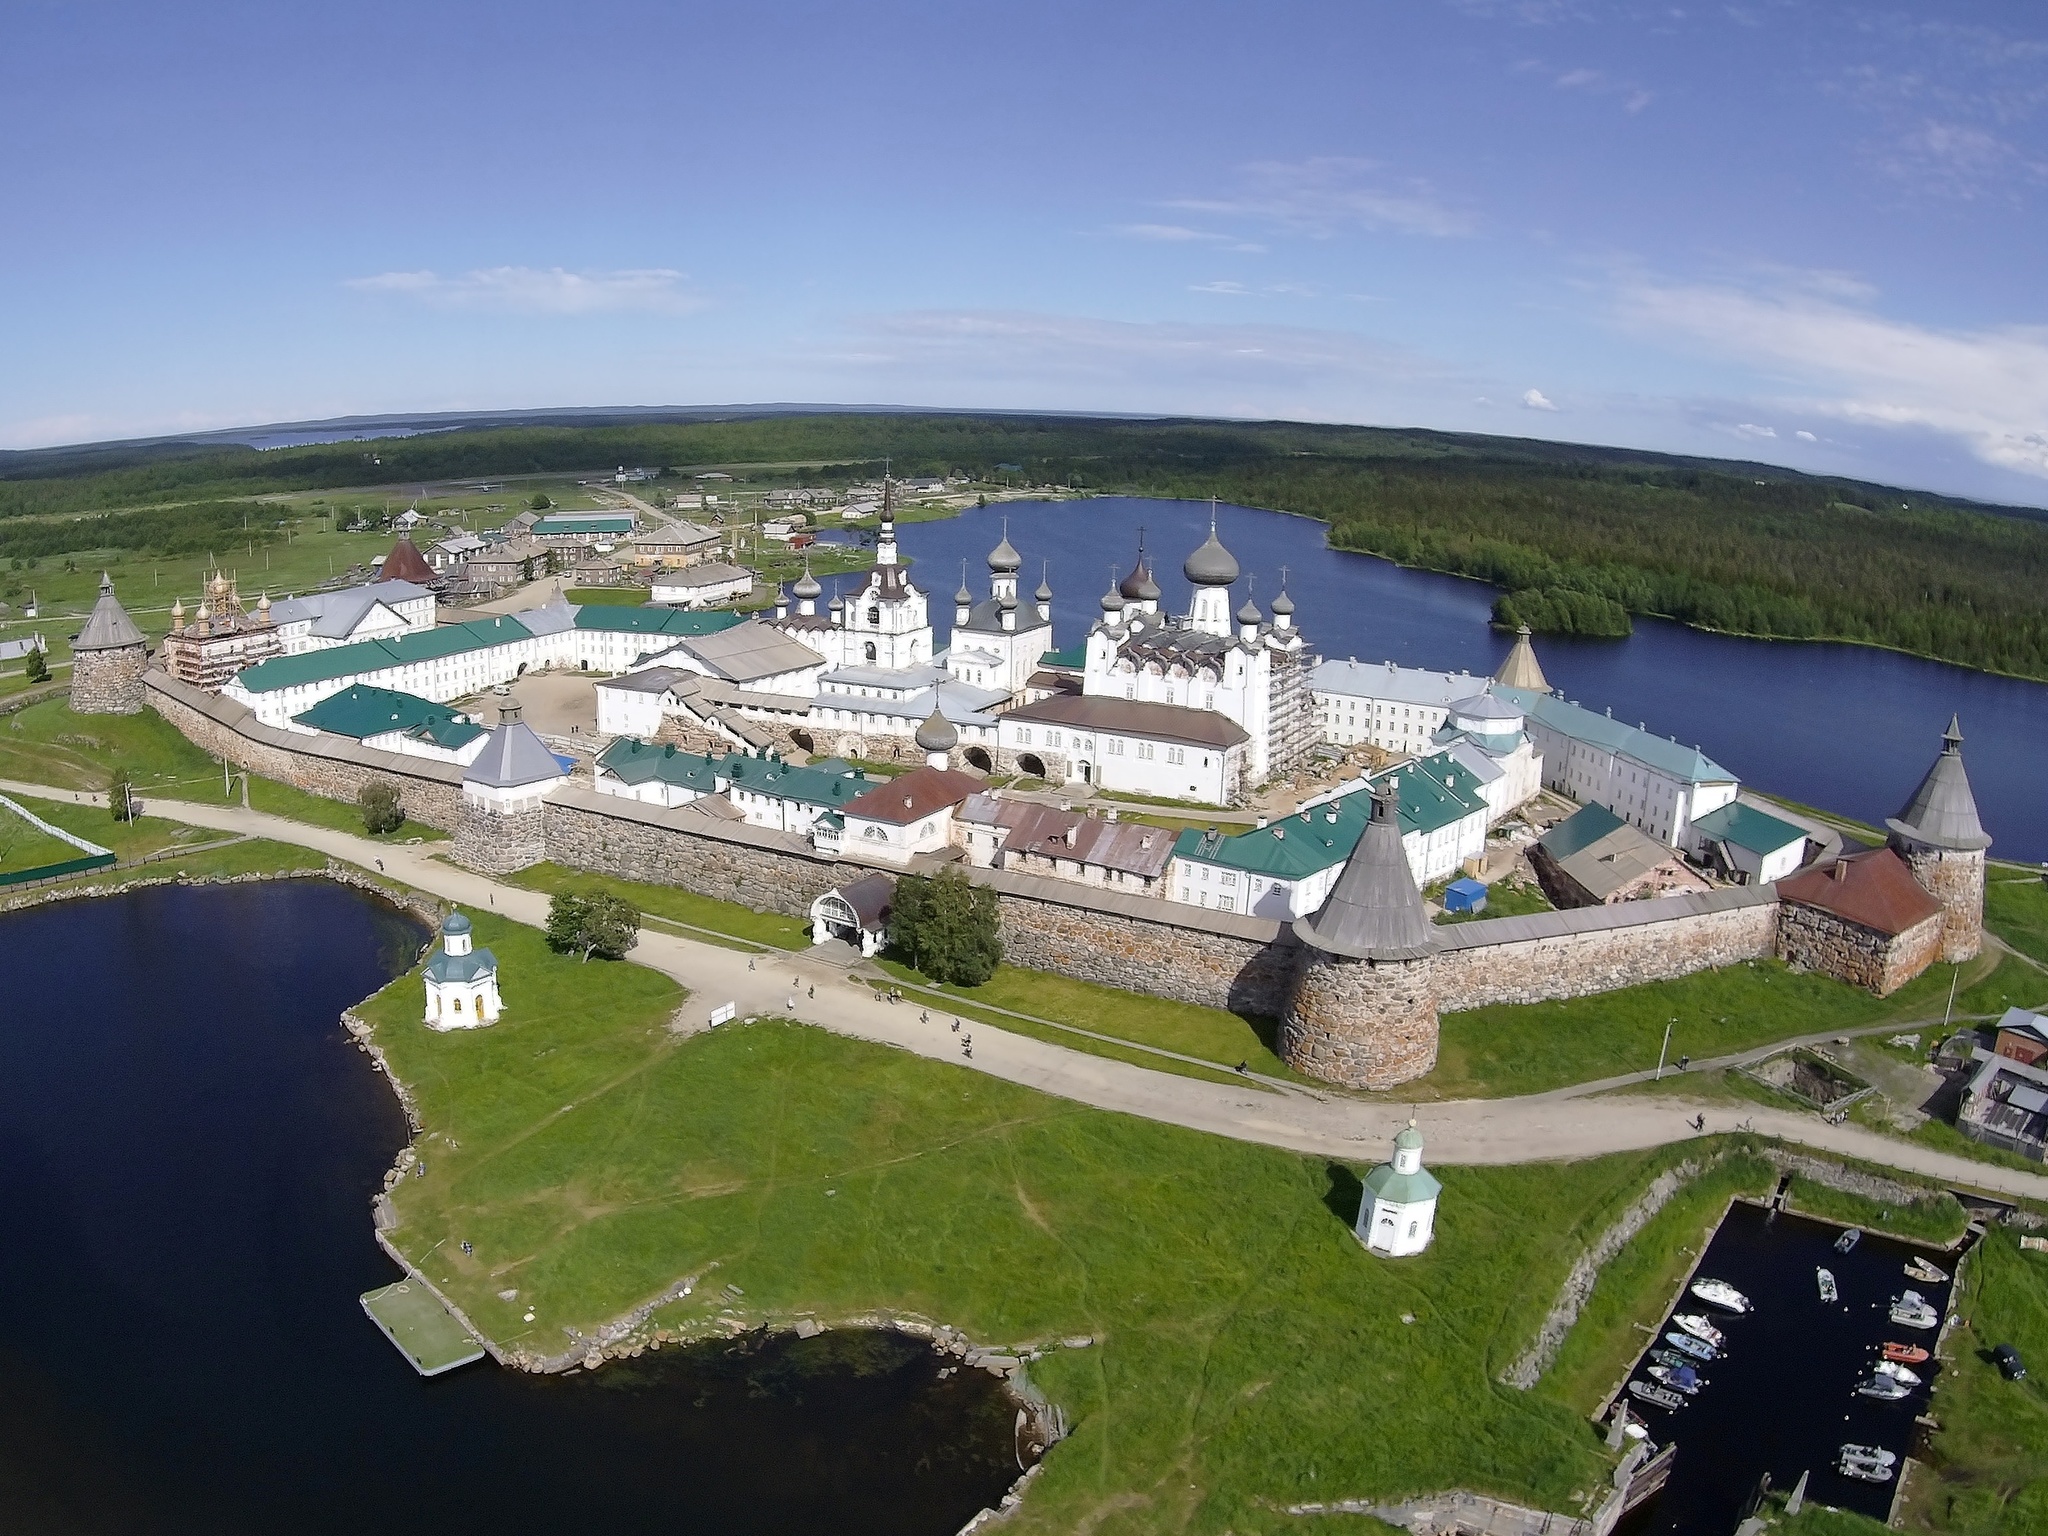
[1443,877,1488,913]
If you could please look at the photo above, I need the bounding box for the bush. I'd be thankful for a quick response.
[544,890,641,962]
[22,646,48,683]
[357,779,405,835]
[108,767,136,822]
[889,868,1002,986]
[528,493,553,511]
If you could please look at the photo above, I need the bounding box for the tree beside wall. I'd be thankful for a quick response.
[890,868,1002,987]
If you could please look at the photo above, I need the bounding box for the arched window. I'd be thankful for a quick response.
[864,642,877,662]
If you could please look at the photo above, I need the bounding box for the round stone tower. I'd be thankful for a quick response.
[1280,783,1440,1089]
[1885,714,1990,962]
[68,572,149,714]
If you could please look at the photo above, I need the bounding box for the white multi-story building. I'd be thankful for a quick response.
[1310,657,1499,753]
[267,580,437,656]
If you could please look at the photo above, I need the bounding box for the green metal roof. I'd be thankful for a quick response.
[597,738,728,793]
[572,606,745,637]
[1538,802,1626,860]
[1691,801,1805,854]
[723,755,872,809]
[1362,1161,1442,1205]
[596,738,871,809]
[1038,645,1086,670]
[425,945,497,984]
[532,515,634,535]
[237,616,537,694]
[1494,686,1735,785]
[1171,757,1488,880]
[292,684,484,748]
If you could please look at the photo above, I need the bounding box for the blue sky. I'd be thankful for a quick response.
[5,1,2046,503]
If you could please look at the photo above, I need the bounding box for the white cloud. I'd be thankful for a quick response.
[1617,273,2048,477]
[1731,422,1777,439]
[1522,388,1560,410]
[344,266,705,315]
[1189,280,1253,295]
[1796,429,1819,441]
[1169,157,1475,239]
[1112,223,1266,252]
[1555,67,1602,89]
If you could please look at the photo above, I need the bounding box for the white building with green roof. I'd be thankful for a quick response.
[288,684,488,766]
[1356,1121,1440,1258]
[423,911,501,1029]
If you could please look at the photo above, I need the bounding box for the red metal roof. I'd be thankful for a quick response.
[841,764,982,825]
[379,535,438,586]
[1777,847,1941,937]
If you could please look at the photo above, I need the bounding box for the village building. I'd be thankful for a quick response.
[1956,1041,2048,1163]
[529,512,636,551]
[423,910,502,1029]
[159,571,283,691]
[1690,801,1809,884]
[1356,1121,1441,1258]
[287,683,487,765]
[67,573,150,714]
[1167,755,1491,918]
[1990,1006,2048,1067]
[425,532,487,574]
[1530,803,1715,908]
[832,763,981,866]
[268,579,436,655]
[954,793,1175,895]
[652,561,754,608]
[628,522,722,568]
[461,537,550,596]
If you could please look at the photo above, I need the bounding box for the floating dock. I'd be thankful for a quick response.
[360,1280,487,1376]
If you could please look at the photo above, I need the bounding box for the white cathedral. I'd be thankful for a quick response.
[614,485,1314,806]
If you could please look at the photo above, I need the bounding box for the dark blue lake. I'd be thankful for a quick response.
[0,882,1022,1535]
[900,497,2048,861]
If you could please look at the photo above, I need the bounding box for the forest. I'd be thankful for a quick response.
[4,412,2046,680]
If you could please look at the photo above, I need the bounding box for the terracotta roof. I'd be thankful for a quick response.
[841,764,981,825]
[1777,847,1941,937]
[959,795,1173,879]
[379,535,438,586]
[1003,693,1250,750]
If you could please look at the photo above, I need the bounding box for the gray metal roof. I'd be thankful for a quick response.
[1293,788,1436,961]
[655,618,825,683]
[1493,625,1549,691]
[270,579,430,639]
[1311,658,1493,708]
[1886,715,1991,851]
[464,715,569,788]
[71,575,146,651]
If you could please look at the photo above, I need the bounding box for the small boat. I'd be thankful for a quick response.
[1890,1290,1940,1331]
[1690,1278,1752,1314]
[1883,1342,1931,1366]
[1672,1313,1726,1349]
[1858,1372,1913,1400]
[1875,1359,1922,1388]
[1905,1257,1950,1285]
[1817,1267,1839,1303]
[1838,1444,1897,1483]
[1664,1331,1717,1362]
[1649,1363,1702,1395]
[1836,1228,1862,1254]
[1629,1379,1685,1410]
[1651,1347,1694,1370]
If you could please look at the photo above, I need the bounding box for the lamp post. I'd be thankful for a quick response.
[1656,1017,1676,1081]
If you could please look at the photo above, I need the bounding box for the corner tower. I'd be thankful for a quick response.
[69,573,149,714]
[1886,714,1990,962]
[1280,783,1439,1088]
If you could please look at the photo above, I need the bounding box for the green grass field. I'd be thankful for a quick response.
[1433,876,1553,926]
[0,810,89,875]
[1988,875,2048,970]
[357,915,1753,1534]
[503,862,810,949]
[1420,952,2018,1100]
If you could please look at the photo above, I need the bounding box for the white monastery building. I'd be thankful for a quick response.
[1356,1121,1440,1258]
[423,910,502,1029]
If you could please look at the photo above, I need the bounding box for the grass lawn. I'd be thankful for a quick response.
[0,813,89,876]
[1987,875,2048,970]
[5,836,329,899]
[1419,952,2017,1101]
[354,924,1730,1533]
[1779,1174,1969,1245]
[243,773,451,842]
[564,587,647,606]
[10,795,223,862]
[503,862,810,950]
[1434,876,1553,926]
[874,956,1301,1081]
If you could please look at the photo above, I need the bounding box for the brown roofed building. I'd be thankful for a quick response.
[1777,846,1944,996]
[955,793,1174,895]
[378,534,441,589]
[838,763,982,866]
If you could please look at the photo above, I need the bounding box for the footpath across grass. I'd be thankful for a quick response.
[353,926,1731,1534]
[1421,953,2017,1101]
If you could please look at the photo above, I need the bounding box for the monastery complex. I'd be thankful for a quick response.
[66,483,1999,1093]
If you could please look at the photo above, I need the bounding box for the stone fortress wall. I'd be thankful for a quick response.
[144,670,1825,1085]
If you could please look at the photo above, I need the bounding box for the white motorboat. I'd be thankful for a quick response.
[1817,1267,1838,1303]
[1838,1444,1897,1482]
[1648,1363,1702,1395]
[1890,1290,1940,1331]
[1628,1379,1685,1410]
[1858,1372,1913,1401]
[1672,1313,1726,1349]
[1690,1278,1752,1314]
[1835,1227,1862,1254]
[1874,1359,1922,1388]
[1905,1256,1949,1285]
[1664,1331,1717,1363]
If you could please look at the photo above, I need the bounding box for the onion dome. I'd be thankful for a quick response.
[1270,586,1295,617]
[988,525,1022,573]
[1100,580,1126,615]
[257,592,271,613]
[1035,572,1054,603]
[998,590,1018,611]
[1118,553,1153,601]
[196,601,213,623]
[1236,595,1262,626]
[170,597,185,624]
[829,592,845,614]
[1184,525,1240,587]
[792,567,822,601]
[914,705,959,753]
[442,910,473,937]
[954,578,974,605]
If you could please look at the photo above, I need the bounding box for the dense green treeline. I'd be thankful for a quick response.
[5,412,2047,678]
[0,500,281,563]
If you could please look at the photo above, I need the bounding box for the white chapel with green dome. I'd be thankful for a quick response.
[1356,1121,1441,1258]
[423,911,502,1029]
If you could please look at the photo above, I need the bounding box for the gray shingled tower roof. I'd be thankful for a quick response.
[1887,714,1991,851]
[1493,624,1548,692]
[72,573,146,651]
[1293,784,1437,961]
[464,704,568,789]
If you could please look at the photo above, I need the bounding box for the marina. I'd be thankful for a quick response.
[1612,1201,1964,1535]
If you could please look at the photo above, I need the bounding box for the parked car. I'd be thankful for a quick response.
[1992,1344,2027,1381]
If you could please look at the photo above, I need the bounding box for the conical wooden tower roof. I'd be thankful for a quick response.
[1293,784,1436,961]
[72,573,146,651]
[379,534,437,586]
[1887,714,1990,851]
[1494,624,1548,692]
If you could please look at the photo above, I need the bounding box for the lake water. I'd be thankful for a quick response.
[1614,1201,1958,1535]
[0,882,1024,1535]
[898,497,2048,862]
